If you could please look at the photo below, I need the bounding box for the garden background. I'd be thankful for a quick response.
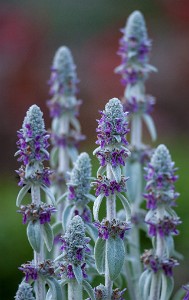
[0,0,189,299]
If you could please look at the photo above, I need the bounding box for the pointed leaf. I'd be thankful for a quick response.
[160,273,174,300]
[107,237,125,280]
[117,193,131,222]
[70,116,81,132]
[110,165,121,182]
[93,193,104,221]
[46,277,63,300]
[27,220,41,253]
[94,237,106,274]
[82,280,95,300]
[85,223,98,241]
[97,165,106,176]
[52,222,62,236]
[41,185,56,205]
[84,194,96,202]
[68,146,79,163]
[62,205,75,230]
[42,222,54,251]
[50,147,58,168]
[72,264,83,285]
[143,114,157,141]
[172,288,185,300]
[16,184,31,207]
[57,192,68,205]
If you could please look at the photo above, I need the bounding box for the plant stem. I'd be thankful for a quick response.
[31,184,46,300]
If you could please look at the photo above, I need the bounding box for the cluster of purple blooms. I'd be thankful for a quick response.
[123,94,155,115]
[19,260,55,282]
[17,203,56,224]
[96,106,129,148]
[93,175,128,197]
[15,106,50,165]
[116,11,152,87]
[58,216,91,280]
[146,215,181,237]
[87,284,126,300]
[94,219,131,240]
[50,130,85,148]
[95,148,129,168]
[143,150,179,210]
[141,249,178,277]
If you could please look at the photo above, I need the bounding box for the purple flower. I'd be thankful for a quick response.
[146,216,181,237]
[15,105,50,166]
[93,176,127,197]
[19,262,38,282]
[141,250,178,277]
[183,285,189,300]
[144,145,179,209]
[96,148,129,167]
[94,219,131,240]
[123,95,155,114]
[17,203,56,224]
[74,206,92,223]
[95,98,129,149]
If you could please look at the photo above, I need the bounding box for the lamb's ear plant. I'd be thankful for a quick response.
[92,98,131,299]
[115,10,157,299]
[54,215,95,300]
[47,46,85,256]
[62,152,97,241]
[15,105,62,300]
[139,144,180,300]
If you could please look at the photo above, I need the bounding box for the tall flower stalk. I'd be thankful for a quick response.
[47,46,85,256]
[62,152,97,240]
[115,10,157,298]
[55,215,95,300]
[15,105,61,300]
[139,144,180,300]
[93,98,131,299]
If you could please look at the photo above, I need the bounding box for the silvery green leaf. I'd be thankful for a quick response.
[117,193,131,221]
[97,165,106,177]
[70,116,81,132]
[42,222,54,251]
[160,273,173,300]
[82,280,95,300]
[41,185,56,205]
[93,146,101,155]
[52,118,59,132]
[72,265,83,285]
[16,184,31,207]
[46,277,62,300]
[84,194,96,202]
[57,192,68,204]
[114,274,123,287]
[110,165,121,182]
[139,270,151,300]
[107,237,125,280]
[62,205,75,230]
[52,222,62,236]
[50,147,58,167]
[85,223,98,241]
[143,114,157,141]
[93,193,104,221]
[45,289,52,300]
[27,220,41,253]
[68,146,79,163]
[113,135,121,143]
[143,271,152,300]
[60,278,70,286]
[94,238,106,274]
[125,160,142,203]
[146,63,158,72]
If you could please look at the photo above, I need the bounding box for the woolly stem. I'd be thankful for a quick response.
[31,184,46,300]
